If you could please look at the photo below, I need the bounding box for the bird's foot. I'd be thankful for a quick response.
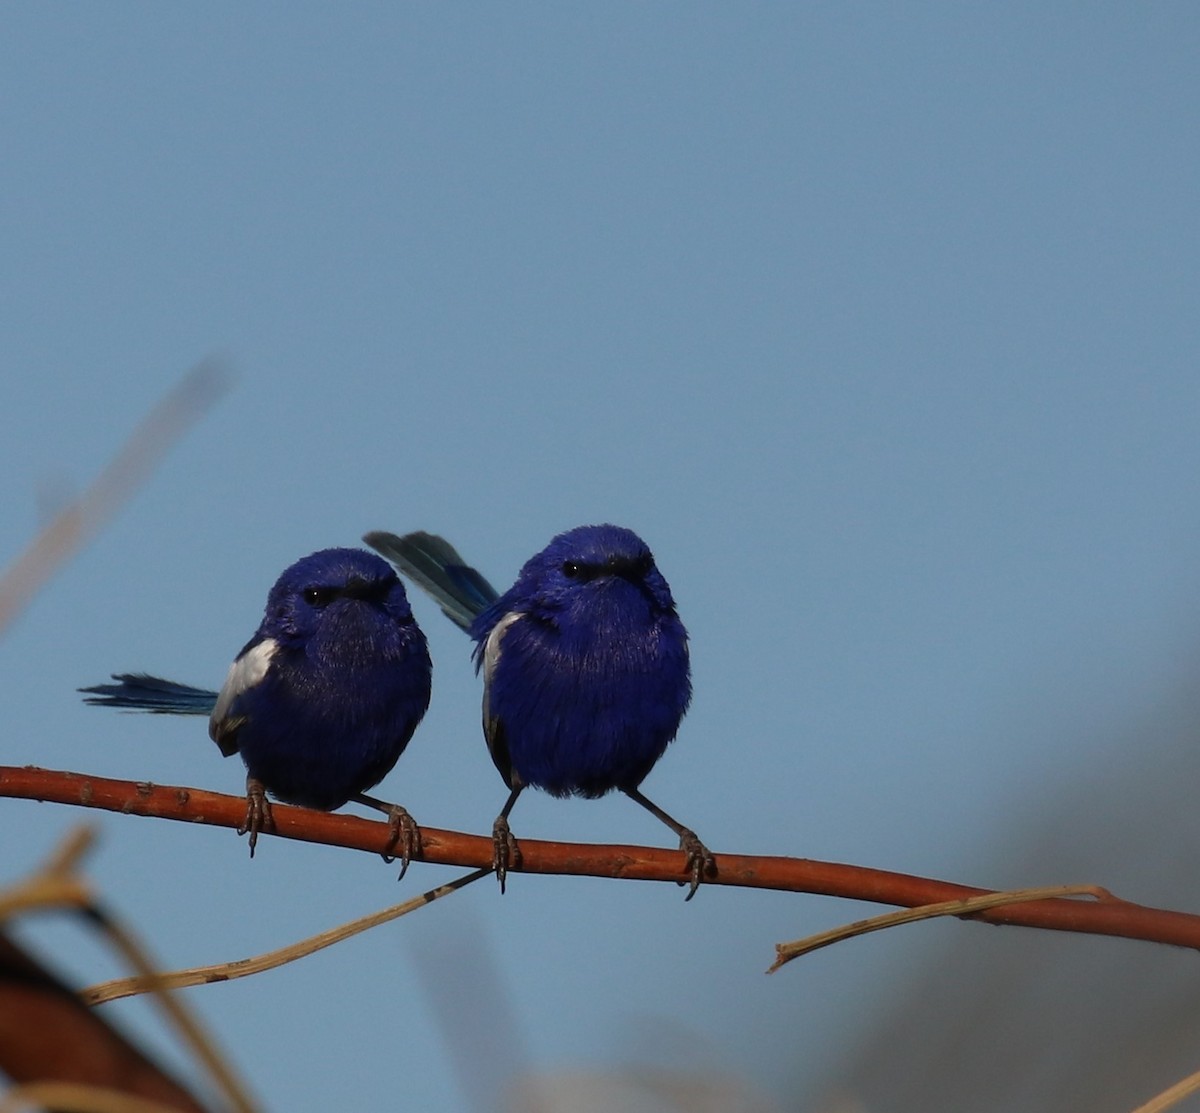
[678,829,716,901]
[380,805,422,880]
[239,778,275,858]
[492,815,522,894]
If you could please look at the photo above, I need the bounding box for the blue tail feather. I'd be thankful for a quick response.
[80,673,218,716]
[364,530,498,631]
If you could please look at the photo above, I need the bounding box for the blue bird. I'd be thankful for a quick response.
[81,548,433,872]
[364,524,714,898]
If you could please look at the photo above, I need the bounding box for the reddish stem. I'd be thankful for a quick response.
[4,764,1199,952]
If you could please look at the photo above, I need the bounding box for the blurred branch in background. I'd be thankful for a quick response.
[4,764,1200,957]
[410,912,530,1113]
[0,933,213,1113]
[510,1066,783,1113]
[809,681,1200,1113]
[1131,1068,1200,1113]
[0,828,254,1113]
[0,368,236,1109]
[0,358,230,635]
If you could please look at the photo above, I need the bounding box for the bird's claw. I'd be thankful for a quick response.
[380,805,422,880]
[239,779,275,858]
[678,830,716,901]
[492,815,521,894]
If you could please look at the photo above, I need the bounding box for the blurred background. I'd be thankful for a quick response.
[3,6,1199,1111]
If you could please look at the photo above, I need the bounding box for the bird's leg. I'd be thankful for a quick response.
[355,793,422,880]
[492,785,524,894]
[622,787,716,900]
[239,776,275,858]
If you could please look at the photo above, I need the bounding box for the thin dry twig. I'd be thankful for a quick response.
[1129,1067,1200,1113]
[769,884,1108,972]
[84,868,491,1005]
[0,358,230,634]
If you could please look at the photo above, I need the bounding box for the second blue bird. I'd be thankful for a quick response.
[81,548,433,871]
[365,524,715,898]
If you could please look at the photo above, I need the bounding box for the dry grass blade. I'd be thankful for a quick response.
[84,868,491,1006]
[1128,1067,1200,1113]
[0,1082,191,1113]
[769,884,1107,972]
[0,874,91,920]
[0,357,230,634]
[0,826,97,920]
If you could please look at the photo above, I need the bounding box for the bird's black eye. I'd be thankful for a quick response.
[561,560,581,579]
[303,586,338,607]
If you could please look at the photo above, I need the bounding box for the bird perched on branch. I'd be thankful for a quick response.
[80,548,432,872]
[365,524,714,898]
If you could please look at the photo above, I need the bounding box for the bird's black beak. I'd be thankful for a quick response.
[343,574,382,601]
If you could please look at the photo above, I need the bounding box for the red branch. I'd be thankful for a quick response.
[4,764,1199,953]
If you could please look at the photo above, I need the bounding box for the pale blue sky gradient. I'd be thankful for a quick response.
[3,7,1199,1110]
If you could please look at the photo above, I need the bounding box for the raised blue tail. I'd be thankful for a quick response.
[80,673,218,716]
[364,530,499,632]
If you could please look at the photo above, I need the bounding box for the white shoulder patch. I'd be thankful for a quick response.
[210,638,277,740]
[481,612,520,688]
[481,612,520,746]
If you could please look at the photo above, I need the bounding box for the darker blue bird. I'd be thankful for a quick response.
[365,524,714,897]
[81,548,433,871]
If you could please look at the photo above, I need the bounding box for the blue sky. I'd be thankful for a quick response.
[3,6,1199,1111]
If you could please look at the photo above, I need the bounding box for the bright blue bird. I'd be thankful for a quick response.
[81,548,433,871]
[365,524,714,898]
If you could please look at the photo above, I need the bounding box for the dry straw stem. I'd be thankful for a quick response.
[0,1082,193,1113]
[1130,1067,1200,1113]
[85,868,491,1005]
[0,358,230,635]
[7,765,1200,954]
[0,826,95,920]
[769,884,1108,972]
